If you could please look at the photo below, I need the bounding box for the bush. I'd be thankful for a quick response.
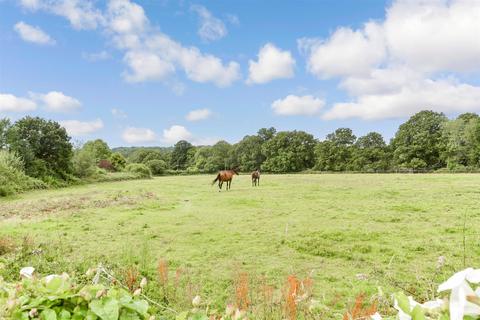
[145,159,166,175]
[72,148,97,178]
[98,159,114,171]
[0,269,153,319]
[126,163,152,178]
[0,151,46,196]
[110,152,127,171]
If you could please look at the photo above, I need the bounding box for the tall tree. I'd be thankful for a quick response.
[315,128,357,171]
[170,140,194,170]
[82,139,111,163]
[351,132,390,171]
[234,135,265,171]
[7,116,73,178]
[262,131,316,172]
[391,110,447,169]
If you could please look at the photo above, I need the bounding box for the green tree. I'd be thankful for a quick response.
[262,131,316,172]
[351,132,391,171]
[0,118,10,149]
[234,135,265,171]
[257,127,277,142]
[83,139,111,163]
[170,140,194,170]
[391,110,448,170]
[110,152,127,171]
[72,148,96,178]
[7,116,73,178]
[441,113,480,169]
[205,140,234,171]
[315,128,357,171]
[146,159,167,175]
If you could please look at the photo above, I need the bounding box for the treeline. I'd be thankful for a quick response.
[1,110,480,196]
[116,110,480,173]
[0,117,150,196]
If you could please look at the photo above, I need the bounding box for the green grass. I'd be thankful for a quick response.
[1,174,479,316]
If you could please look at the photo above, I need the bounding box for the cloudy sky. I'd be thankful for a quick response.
[1,0,480,146]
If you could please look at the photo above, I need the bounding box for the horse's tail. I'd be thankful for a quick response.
[212,174,220,185]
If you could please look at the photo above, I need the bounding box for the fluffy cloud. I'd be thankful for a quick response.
[14,21,55,45]
[19,0,241,87]
[60,118,103,136]
[19,0,104,30]
[384,0,480,73]
[0,93,37,112]
[300,0,480,120]
[247,43,295,84]
[324,77,480,120]
[298,22,385,79]
[122,127,157,143]
[107,0,240,86]
[162,125,192,144]
[191,5,227,42]
[186,108,212,121]
[271,95,325,116]
[32,91,81,112]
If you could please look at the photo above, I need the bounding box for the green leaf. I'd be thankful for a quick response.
[89,297,119,320]
[395,292,411,314]
[40,309,58,320]
[119,309,141,320]
[58,310,71,320]
[122,300,148,316]
[410,305,426,320]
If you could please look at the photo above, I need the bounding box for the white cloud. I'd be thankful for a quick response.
[186,108,212,121]
[298,0,480,120]
[299,22,385,79]
[324,77,480,120]
[14,21,55,45]
[20,0,41,10]
[162,125,192,144]
[384,0,480,73]
[122,126,157,143]
[0,93,37,112]
[247,43,295,84]
[271,95,325,116]
[123,50,175,82]
[32,91,81,112]
[20,0,104,30]
[60,118,103,136]
[191,5,227,42]
[82,50,110,62]
[111,108,127,119]
[20,0,241,87]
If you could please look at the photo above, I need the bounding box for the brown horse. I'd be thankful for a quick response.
[251,169,260,186]
[212,169,239,190]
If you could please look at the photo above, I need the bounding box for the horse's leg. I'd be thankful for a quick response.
[258,176,260,186]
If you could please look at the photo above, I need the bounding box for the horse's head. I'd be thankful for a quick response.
[232,167,239,175]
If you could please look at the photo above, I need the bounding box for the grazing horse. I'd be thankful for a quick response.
[251,169,260,186]
[212,169,239,190]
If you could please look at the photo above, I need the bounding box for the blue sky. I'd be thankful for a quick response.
[1,0,480,147]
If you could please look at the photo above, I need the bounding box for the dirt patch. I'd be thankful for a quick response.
[0,190,158,221]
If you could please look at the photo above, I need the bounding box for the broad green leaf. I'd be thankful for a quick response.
[119,309,141,320]
[89,297,119,320]
[122,300,148,316]
[410,305,426,320]
[58,310,71,320]
[40,309,58,320]
[395,292,411,314]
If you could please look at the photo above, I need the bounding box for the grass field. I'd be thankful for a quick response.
[1,174,479,317]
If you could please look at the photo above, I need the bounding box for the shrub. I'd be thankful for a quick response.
[126,163,152,178]
[0,151,46,196]
[72,148,97,178]
[0,269,153,319]
[98,159,115,171]
[110,152,127,171]
[146,159,166,175]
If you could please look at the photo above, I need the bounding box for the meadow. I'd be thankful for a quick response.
[1,173,479,318]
